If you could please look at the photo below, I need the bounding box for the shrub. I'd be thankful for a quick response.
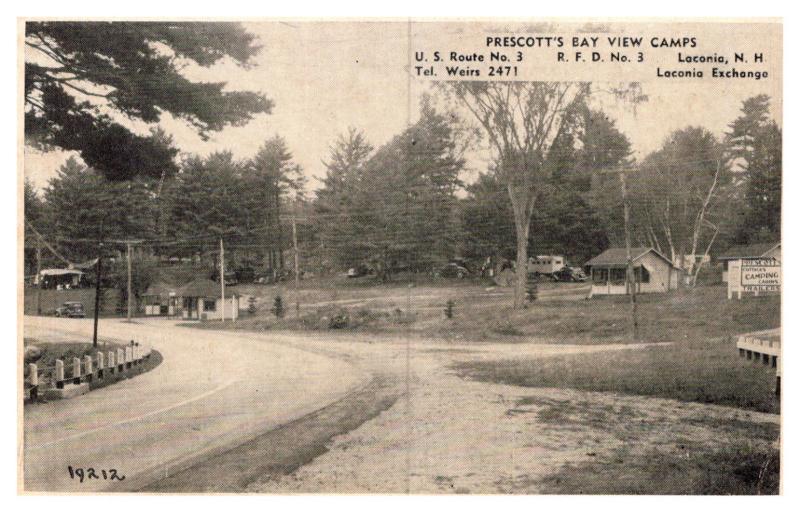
[444,299,455,319]
[272,296,284,318]
[329,310,350,329]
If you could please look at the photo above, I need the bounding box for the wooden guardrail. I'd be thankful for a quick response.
[24,340,152,400]
[736,329,781,396]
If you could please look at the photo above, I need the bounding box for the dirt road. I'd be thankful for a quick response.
[23,316,777,493]
[22,316,369,492]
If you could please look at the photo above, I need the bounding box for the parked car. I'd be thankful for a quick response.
[234,267,256,284]
[210,271,238,286]
[551,266,588,282]
[54,301,85,318]
[439,262,470,279]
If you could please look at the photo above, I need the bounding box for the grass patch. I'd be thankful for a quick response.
[454,338,780,413]
[541,443,779,495]
[218,283,778,345]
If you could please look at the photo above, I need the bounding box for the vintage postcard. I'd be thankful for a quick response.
[19,18,782,494]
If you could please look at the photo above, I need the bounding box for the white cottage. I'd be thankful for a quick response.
[141,281,182,316]
[179,278,239,321]
[585,247,680,297]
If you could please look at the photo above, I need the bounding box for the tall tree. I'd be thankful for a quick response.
[25,22,272,181]
[315,128,374,270]
[316,102,465,279]
[24,180,45,275]
[742,121,781,237]
[725,95,781,242]
[444,82,590,307]
[41,157,157,262]
[462,109,625,268]
[630,127,730,282]
[247,136,305,270]
[166,152,249,260]
[726,94,771,174]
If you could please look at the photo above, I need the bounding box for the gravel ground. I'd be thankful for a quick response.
[245,339,780,494]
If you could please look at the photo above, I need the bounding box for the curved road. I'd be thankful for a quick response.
[22,316,370,492]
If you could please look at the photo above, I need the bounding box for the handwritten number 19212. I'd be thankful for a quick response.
[67,466,125,483]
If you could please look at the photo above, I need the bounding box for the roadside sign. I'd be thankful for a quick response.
[728,258,781,299]
[741,259,781,292]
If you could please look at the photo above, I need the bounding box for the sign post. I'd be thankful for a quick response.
[728,258,780,299]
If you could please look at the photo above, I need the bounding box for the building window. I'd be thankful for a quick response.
[635,266,650,283]
[610,268,627,284]
[592,268,608,283]
[203,299,216,311]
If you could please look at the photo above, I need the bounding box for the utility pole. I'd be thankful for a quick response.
[126,242,133,321]
[92,244,103,348]
[619,170,640,341]
[220,238,226,322]
[35,239,42,315]
[292,207,300,318]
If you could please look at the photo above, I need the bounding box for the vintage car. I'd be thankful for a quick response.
[551,266,589,282]
[54,301,86,318]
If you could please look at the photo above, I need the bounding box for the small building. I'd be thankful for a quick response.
[178,278,239,321]
[528,255,566,275]
[141,281,182,316]
[37,269,85,289]
[718,242,781,283]
[585,247,680,296]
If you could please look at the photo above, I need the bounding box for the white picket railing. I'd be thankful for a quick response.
[24,340,153,400]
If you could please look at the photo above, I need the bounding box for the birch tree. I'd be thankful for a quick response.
[631,127,730,285]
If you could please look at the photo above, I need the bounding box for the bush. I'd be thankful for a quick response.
[329,310,350,329]
[492,323,525,336]
[272,296,284,318]
[444,299,455,319]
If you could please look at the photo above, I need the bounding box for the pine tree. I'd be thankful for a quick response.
[25,22,271,181]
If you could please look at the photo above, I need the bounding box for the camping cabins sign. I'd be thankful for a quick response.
[728,258,781,299]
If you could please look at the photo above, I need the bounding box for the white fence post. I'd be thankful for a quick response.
[28,363,38,399]
[97,352,105,378]
[84,355,93,383]
[117,348,125,372]
[125,346,133,369]
[72,357,82,385]
[55,359,64,389]
[108,350,115,374]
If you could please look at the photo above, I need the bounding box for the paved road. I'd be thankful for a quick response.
[22,316,369,492]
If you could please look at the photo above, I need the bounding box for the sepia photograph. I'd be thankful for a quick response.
[18,18,782,494]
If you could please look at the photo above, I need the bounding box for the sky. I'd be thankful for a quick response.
[23,20,782,192]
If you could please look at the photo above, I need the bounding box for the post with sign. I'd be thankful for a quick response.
[728,258,781,300]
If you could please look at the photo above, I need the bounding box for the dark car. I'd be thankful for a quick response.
[551,266,588,282]
[234,267,256,284]
[210,271,239,286]
[439,262,470,279]
[55,301,85,318]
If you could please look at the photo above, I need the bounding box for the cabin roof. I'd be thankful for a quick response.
[718,242,780,260]
[585,247,678,269]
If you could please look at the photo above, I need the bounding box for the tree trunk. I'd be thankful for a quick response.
[513,209,531,309]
